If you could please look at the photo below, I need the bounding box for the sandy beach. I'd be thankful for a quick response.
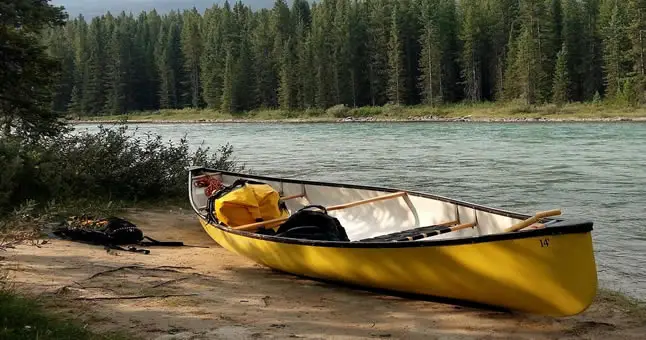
[2,208,645,339]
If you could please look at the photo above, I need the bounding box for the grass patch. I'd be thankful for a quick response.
[76,101,646,122]
[0,290,134,340]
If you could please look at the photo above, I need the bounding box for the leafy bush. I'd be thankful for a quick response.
[326,104,350,118]
[348,106,383,117]
[0,124,244,215]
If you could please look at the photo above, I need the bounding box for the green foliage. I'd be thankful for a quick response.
[326,104,350,117]
[0,125,243,215]
[0,290,132,340]
[387,3,406,105]
[552,43,571,105]
[0,0,68,140]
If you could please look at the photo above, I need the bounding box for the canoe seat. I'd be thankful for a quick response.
[357,224,452,242]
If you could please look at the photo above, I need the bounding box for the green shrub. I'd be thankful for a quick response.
[348,106,383,117]
[0,124,244,215]
[326,104,350,118]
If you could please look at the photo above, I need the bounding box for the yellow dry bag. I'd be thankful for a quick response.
[210,179,289,228]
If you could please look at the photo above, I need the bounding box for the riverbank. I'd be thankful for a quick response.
[2,207,645,339]
[71,102,646,124]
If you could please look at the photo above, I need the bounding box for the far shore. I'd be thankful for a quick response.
[69,102,646,124]
[71,115,646,125]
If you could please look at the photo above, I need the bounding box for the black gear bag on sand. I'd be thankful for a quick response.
[256,205,350,242]
[53,216,184,254]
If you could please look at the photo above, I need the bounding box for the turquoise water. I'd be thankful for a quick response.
[76,122,646,299]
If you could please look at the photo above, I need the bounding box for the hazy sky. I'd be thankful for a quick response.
[52,0,275,18]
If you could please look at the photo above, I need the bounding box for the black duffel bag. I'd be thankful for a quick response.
[257,205,350,242]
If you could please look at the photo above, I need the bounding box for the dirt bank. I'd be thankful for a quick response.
[2,208,644,339]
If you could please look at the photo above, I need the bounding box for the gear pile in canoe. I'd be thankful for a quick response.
[189,168,597,317]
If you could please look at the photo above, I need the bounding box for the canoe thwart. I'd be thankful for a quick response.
[233,191,408,232]
[504,209,562,233]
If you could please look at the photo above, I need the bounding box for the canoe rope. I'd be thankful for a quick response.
[194,175,224,197]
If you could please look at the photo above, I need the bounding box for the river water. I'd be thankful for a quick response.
[77,122,646,299]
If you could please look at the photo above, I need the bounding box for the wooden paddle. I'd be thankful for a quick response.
[504,209,562,233]
[233,191,408,232]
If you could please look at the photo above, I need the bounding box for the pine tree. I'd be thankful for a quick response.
[311,2,334,108]
[157,24,172,109]
[551,0,564,54]
[628,0,646,101]
[510,26,541,104]
[0,0,67,138]
[552,43,570,105]
[332,0,351,105]
[437,0,461,102]
[220,48,235,113]
[141,10,162,110]
[399,0,421,105]
[600,0,632,99]
[487,0,520,100]
[418,0,443,105]
[366,0,391,106]
[82,17,109,114]
[70,16,89,115]
[503,0,551,104]
[387,4,406,105]
[581,0,604,100]
[201,5,225,109]
[47,26,76,113]
[562,0,586,101]
[68,85,82,115]
[181,7,203,108]
[278,38,296,110]
[298,29,315,109]
[347,0,369,107]
[252,9,278,108]
[104,16,129,114]
[236,12,255,111]
[459,0,483,102]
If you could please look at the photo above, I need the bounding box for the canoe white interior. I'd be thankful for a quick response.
[190,171,545,242]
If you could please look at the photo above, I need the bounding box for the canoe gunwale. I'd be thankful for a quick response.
[199,218,592,249]
[188,167,594,249]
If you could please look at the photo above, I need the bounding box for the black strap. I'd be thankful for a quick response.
[139,236,184,247]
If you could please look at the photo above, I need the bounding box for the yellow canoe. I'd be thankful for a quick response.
[188,168,598,317]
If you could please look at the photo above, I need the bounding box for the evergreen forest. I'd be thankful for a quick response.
[44,0,646,116]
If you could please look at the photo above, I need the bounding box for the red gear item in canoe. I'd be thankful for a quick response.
[194,175,224,197]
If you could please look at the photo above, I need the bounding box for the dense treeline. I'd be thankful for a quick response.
[45,0,646,116]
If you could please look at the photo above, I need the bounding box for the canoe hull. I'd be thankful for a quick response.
[198,217,597,317]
